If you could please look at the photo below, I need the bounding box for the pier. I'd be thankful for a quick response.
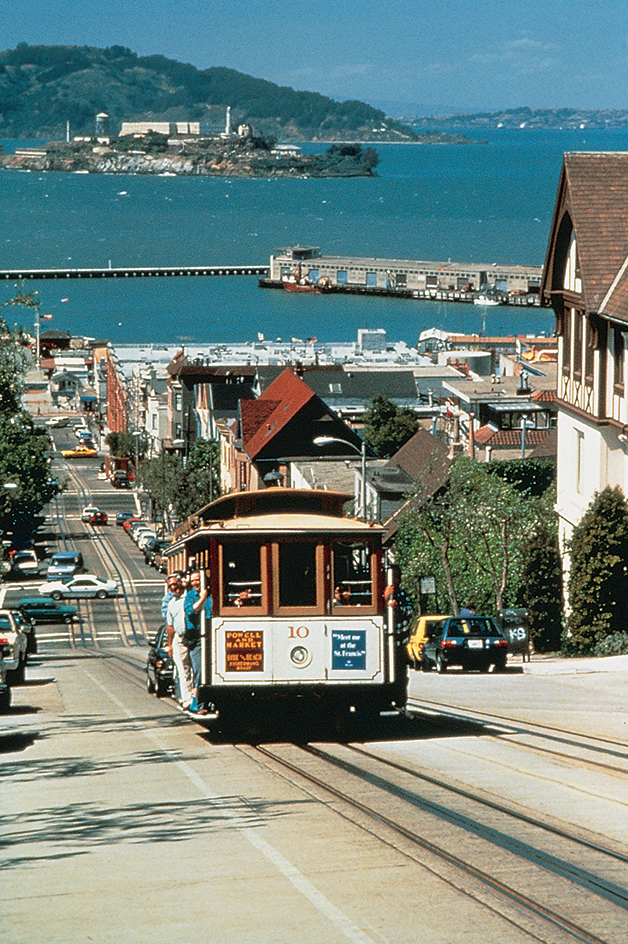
[261,247,545,305]
[0,264,269,282]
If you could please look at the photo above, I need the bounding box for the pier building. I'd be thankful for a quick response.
[263,246,543,301]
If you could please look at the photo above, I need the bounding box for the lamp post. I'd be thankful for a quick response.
[313,435,367,519]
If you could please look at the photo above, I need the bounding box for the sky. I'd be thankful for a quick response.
[3,0,628,115]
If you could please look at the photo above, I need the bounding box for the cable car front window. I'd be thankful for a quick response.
[332,542,373,606]
[222,543,263,607]
[278,543,317,607]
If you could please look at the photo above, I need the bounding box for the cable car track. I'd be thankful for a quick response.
[247,740,628,944]
[50,460,148,647]
[407,697,628,771]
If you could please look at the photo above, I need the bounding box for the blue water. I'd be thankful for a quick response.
[2,128,628,344]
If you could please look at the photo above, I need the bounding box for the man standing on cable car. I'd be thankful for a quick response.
[184,570,212,714]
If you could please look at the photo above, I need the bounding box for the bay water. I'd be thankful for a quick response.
[2,128,628,346]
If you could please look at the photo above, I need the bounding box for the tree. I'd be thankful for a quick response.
[0,413,62,543]
[396,457,548,615]
[565,486,628,655]
[141,439,220,526]
[172,439,220,520]
[363,394,419,458]
[520,516,563,652]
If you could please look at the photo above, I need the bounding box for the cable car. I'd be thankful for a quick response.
[165,489,407,725]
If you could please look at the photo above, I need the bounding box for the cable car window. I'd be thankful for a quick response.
[332,542,373,606]
[222,543,263,607]
[278,543,317,607]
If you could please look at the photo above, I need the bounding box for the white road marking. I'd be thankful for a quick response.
[85,668,378,944]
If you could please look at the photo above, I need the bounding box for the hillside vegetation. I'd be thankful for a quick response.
[0,43,417,142]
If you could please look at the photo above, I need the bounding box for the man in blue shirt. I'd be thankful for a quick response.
[183,570,212,714]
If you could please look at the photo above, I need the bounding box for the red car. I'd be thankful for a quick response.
[123,517,143,532]
[90,511,108,525]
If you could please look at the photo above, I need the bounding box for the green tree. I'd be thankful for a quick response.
[363,394,419,458]
[520,515,563,652]
[173,439,220,520]
[396,457,548,615]
[0,413,62,543]
[565,486,628,655]
[140,450,182,529]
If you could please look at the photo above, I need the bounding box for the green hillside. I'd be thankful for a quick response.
[0,43,417,142]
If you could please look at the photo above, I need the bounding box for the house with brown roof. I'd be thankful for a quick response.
[540,151,628,555]
[228,368,369,492]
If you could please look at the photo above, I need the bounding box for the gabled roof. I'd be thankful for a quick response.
[241,368,316,459]
[386,427,450,498]
[542,152,628,320]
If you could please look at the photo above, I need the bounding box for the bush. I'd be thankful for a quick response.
[593,632,628,657]
[566,487,628,655]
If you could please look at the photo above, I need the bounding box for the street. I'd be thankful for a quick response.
[2,448,628,943]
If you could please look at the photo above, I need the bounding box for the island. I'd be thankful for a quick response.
[0,133,389,178]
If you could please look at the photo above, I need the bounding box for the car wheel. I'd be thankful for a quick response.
[146,672,156,695]
[494,656,507,673]
[96,590,107,599]
[9,657,25,686]
[0,687,10,713]
[420,655,431,672]
[436,652,447,673]
[51,591,62,600]
[156,677,169,698]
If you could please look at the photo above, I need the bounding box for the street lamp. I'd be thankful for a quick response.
[313,435,367,519]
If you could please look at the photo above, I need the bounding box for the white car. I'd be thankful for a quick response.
[10,549,39,579]
[81,506,101,522]
[39,575,119,600]
[0,609,29,683]
[136,531,157,550]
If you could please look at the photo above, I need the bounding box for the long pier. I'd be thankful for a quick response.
[0,264,269,281]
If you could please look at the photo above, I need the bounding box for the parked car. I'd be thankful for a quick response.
[74,425,91,439]
[406,614,452,669]
[421,616,509,673]
[136,530,157,550]
[46,550,84,580]
[19,597,78,625]
[145,623,175,698]
[144,538,170,566]
[89,511,108,525]
[40,575,119,600]
[81,506,101,521]
[45,416,69,428]
[0,654,10,713]
[0,609,29,683]
[116,511,134,526]
[9,549,39,579]
[123,517,144,532]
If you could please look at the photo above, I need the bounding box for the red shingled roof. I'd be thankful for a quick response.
[241,368,316,459]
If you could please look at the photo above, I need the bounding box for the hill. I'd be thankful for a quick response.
[405,106,628,131]
[0,43,419,143]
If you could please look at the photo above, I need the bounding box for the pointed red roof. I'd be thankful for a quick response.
[241,368,316,459]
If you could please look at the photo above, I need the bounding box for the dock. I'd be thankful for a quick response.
[262,247,544,305]
[0,264,268,282]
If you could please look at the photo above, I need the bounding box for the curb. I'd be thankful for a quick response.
[522,654,628,675]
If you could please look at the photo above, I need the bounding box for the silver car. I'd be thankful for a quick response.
[39,575,119,600]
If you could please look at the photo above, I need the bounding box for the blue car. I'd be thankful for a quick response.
[421,616,508,673]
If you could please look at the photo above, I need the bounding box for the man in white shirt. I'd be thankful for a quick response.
[165,574,194,710]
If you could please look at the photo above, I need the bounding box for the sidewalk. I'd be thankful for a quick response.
[521,652,628,676]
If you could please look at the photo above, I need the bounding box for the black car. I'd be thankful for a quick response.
[146,623,175,697]
[19,596,78,626]
[144,538,170,567]
[421,615,508,673]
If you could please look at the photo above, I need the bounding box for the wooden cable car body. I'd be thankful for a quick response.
[165,489,407,720]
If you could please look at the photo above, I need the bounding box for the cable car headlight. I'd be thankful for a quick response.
[290,645,311,667]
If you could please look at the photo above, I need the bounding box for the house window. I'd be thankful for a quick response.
[573,311,583,377]
[175,393,182,412]
[613,328,625,393]
[562,308,572,372]
[575,429,584,493]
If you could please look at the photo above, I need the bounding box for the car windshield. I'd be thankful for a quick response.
[447,618,501,638]
[0,617,13,630]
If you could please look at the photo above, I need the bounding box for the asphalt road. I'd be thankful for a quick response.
[2,442,628,943]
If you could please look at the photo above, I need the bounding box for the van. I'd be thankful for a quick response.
[46,551,84,581]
